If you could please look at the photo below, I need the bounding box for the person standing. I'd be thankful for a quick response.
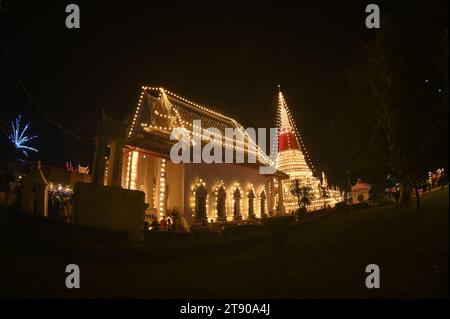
[160,215,168,231]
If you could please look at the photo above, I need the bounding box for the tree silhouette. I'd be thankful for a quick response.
[327,0,448,209]
[318,185,330,209]
[290,179,313,212]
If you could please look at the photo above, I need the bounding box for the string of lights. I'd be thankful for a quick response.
[130,86,274,166]
[277,90,318,177]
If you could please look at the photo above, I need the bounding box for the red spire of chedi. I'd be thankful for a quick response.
[278,131,300,152]
[277,90,300,152]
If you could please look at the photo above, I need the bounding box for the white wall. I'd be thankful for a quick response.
[183,163,271,225]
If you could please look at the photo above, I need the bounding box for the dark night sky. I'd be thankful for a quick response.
[1,0,406,183]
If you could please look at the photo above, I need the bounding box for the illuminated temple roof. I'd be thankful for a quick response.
[126,86,277,170]
[128,87,250,136]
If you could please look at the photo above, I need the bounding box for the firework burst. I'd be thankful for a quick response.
[9,115,38,159]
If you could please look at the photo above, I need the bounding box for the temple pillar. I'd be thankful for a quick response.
[92,136,107,186]
[268,177,275,214]
[277,177,285,215]
[259,190,267,218]
[194,184,208,224]
[247,189,256,219]
[73,110,147,241]
[233,188,242,221]
[216,187,227,222]
[91,110,127,187]
[109,138,125,187]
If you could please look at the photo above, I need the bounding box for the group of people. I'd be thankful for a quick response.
[158,215,177,231]
[145,213,178,231]
[48,190,73,222]
[429,169,447,191]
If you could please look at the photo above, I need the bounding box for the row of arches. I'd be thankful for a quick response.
[193,182,267,222]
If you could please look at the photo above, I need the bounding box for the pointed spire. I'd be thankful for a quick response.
[321,171,328,187]
[277,89,300,151]
[275,89,340,211]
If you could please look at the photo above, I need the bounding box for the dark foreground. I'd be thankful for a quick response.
[0,189,448,298]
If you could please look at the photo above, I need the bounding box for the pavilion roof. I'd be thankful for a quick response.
[127,86,275,168]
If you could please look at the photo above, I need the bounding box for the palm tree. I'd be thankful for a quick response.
[290,179,313,212]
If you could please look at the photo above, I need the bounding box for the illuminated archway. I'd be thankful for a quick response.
[232,186,242,220]
[259,189,267,218]
[215,182,227,222]
[247,188,256,219]
[193,180,207,223]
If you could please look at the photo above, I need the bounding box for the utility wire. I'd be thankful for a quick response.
[0,80,17,97]
[0,0,13,17]
[0,32,95,144]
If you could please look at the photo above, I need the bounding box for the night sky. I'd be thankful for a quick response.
[1,0,406,184]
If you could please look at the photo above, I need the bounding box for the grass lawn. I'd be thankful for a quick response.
[0,188,448,299]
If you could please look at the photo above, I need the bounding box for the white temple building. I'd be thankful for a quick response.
[94,86,342,230]
[98,86,290,228]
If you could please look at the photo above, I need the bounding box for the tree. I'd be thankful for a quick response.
[318,185,330,209]
[327,0,448,209]
[290,179,313,212]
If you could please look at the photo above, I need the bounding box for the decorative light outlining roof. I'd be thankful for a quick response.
[275,89,316,176]
[128,86,274,166]
[275,88,323,211]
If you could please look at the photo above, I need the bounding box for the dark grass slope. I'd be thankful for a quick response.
[0,189,447,298]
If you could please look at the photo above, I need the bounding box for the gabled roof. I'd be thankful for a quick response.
[352,182,371,191]
[127,86,274,168]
